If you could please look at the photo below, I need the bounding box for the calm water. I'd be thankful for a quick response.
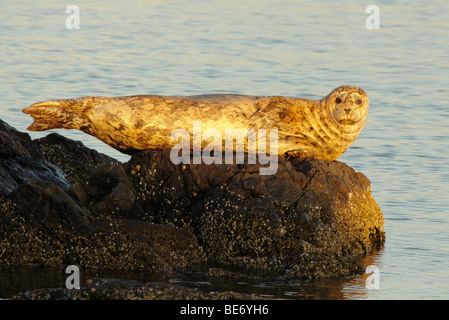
[1,0,449,300]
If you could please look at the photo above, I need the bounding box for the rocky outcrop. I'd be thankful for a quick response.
[0,120,205,273]
[124,151,384,278]
[0,120,69,197]
[10,277,263,300]
[0,118,384,298]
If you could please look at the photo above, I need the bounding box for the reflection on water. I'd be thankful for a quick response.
[1,0,449,299]
[0,254,383,300]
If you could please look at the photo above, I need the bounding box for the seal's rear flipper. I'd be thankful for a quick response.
[22,98,94,131]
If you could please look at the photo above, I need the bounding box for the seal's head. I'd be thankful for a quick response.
[324,85,369,129]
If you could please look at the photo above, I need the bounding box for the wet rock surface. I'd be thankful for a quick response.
[0,120,69,197]
[124,151,384,278]
[10,277,263,300]
[0,118,385,299]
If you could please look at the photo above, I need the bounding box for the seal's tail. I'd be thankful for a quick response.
[22,97,95,131]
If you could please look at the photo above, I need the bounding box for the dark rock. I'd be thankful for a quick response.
[0,117,384,290]
[0,120,69,196]
[0,120,205,273]
[74,162,145,220]
[9,178,92,232]
[35,133,146,219]
[125,151,385,278]
[0,119,42,159]
[11,277,262,300]
[0,179,205,271]
[89,218,206,270]
[34,133,119,185]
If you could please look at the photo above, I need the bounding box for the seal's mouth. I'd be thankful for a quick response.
[338,119,356,125]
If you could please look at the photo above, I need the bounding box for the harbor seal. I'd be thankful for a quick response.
[22,85,368,161]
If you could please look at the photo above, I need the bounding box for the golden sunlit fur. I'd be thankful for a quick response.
[23,85,368,160]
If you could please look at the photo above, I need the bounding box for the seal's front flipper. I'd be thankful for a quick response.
[283,149,314,161]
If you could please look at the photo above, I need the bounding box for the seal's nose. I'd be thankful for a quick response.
[344,108,351,114]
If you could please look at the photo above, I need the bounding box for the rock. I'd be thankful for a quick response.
[0,119,42,159]
[0,120,69,197]
[10,178,91,232]
[0,178,205,270]
[0,117,384,297]
[10,277,263,300]
[125,151,385,278]
[71,162,145,220]
[34,133,119,185]
[0,120,205,273]
[33,133,146,219]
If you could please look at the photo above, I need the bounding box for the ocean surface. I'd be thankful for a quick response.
[1,0,449,299]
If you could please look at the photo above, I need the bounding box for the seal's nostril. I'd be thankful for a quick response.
[344,108,351,114]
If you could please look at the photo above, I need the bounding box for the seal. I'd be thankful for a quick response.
[22,85,369,161]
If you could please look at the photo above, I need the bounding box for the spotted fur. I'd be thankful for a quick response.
[22,86,368,160]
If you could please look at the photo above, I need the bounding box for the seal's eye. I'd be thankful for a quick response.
[335,98,341,104]
[355,100,362,104]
